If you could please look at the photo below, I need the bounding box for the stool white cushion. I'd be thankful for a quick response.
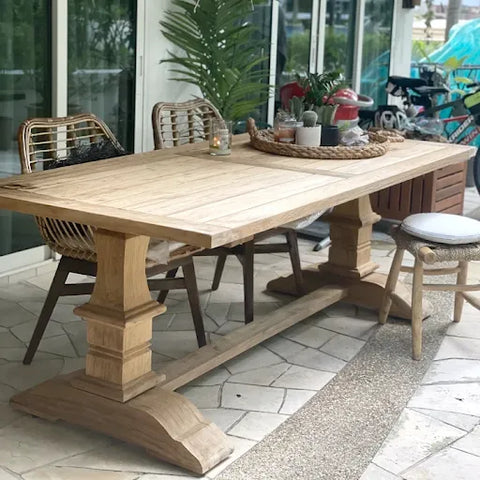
[401,213,480,245]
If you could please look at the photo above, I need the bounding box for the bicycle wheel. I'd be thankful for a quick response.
[474,148,480,195]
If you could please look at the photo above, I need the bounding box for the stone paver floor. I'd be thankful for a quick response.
[360,295,480,480]
[0,237,380,480]
[0,230,479,479]
[358,188,480,480]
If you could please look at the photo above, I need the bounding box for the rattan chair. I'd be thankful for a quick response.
[18,113,207,364]
[151,99,305,324]
[379,215,480,360]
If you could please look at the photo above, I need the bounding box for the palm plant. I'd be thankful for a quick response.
[160,0,271,122]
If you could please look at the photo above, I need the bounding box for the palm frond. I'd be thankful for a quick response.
[160,0,270,121]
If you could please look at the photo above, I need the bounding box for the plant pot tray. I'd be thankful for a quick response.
[247,118,403,160]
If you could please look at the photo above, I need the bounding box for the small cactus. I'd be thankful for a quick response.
[302,110,318,128]
[289,96,304,121]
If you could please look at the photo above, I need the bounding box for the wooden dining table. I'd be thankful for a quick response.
[0,133,474,474]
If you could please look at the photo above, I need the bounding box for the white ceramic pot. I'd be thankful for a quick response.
[295,126,321,146]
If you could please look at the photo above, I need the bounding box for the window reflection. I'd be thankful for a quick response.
[275,0,313,117]
[278,0,313,84]
[247,1,272,126]
[68,0,136,152]
[324,0,356,78]
[0,0,50,255]
[360,0,394,106]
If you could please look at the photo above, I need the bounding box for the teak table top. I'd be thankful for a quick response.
[0,135,474,248]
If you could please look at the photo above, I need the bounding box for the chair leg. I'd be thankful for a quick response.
[286,230,305,295]
[412,258,424,361]
[242,240,255,324]
[157,267,179,304]
[379,248,405,324]
[182,260,207,348]
[23,258,70,365]
[454,261,468,323]
[211,254,227,291]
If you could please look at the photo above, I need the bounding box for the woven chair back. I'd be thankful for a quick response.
[151,99,223,149]
[17,114,122,261]
[18,113,122,173]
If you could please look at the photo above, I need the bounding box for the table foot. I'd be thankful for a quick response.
[267,267,432,320]
[10,371,232,475]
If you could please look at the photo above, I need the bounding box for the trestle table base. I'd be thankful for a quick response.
[9,197,425,474]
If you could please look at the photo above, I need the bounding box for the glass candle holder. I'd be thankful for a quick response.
[274,119,299,144]
[209,119,232,155]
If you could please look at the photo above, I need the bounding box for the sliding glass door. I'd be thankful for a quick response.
[0,0,137,270]
[68,0,137,152]
[0,0,51,256]
[276,0,315,113]
[324,0,357,78]
[360,0,394,105]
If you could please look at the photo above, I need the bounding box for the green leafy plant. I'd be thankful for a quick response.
[160,0,271,122]
[296,71,346,126]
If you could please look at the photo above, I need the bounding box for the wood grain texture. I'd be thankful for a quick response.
[0,137,473,248]
[11,371,232,475]
[72,229,165,402]
[158,285,348,391]
[267,197,431,321]
[1,134,474,473]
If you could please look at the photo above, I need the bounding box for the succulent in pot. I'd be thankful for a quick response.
[289,96,305,122]
[295,71,346,146]
[295,110,321,147]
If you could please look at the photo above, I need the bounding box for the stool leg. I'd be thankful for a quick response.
[379,248,405,324]
[454,261,468,323]
[412,258,424,361]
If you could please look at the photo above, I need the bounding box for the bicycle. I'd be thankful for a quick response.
[380,75,480,194]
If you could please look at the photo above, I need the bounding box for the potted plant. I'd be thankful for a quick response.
[160,0,271,124]
[296,110,321,146]
[297,71,346,146]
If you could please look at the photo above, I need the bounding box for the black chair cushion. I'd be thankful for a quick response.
[45,139,126,170]
[44,139,126,237]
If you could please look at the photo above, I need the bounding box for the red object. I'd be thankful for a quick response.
[333,89,361,121]
[279,82,306,110]
[279,83,374,125]
[333,88,374,124]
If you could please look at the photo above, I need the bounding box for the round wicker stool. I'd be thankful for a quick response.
[379,213,480,360]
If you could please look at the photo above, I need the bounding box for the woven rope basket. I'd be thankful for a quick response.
[368,127,406,143]
[247,118,402,160]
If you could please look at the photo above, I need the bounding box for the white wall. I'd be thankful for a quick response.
[139,0,201,152]
[390,0,415,76]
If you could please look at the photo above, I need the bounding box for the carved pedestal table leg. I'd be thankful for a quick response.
[268,196,427,320]
[11,229,232,474]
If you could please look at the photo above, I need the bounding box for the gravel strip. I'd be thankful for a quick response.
[218,288,453,480]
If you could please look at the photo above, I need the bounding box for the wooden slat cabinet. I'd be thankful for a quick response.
[370,162,467,221]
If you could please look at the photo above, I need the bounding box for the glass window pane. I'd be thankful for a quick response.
[278,0,313,84]
[324,0,357,78]
[247,1,272,127]
[360,0,394,106]
[0,0,50,256]
[68,0,136,152]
